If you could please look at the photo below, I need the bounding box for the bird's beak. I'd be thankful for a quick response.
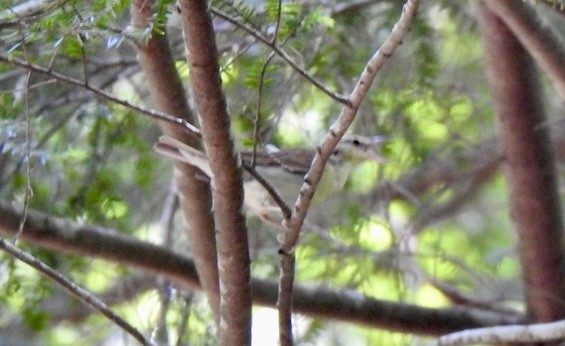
[371,135,389,145]
[368,135,389,163]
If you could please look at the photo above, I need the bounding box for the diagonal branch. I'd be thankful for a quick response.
[0,238,153,346]
[0,54,201,137]
[280,0,420,253]
[210,7,349,104]
[276,1,420,344]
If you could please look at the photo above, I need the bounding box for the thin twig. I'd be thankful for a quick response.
[0,238,154,346]
[0,54,201,137]
[211,7,349,105]
[13,5,33,244]
[152,181,179,344]
[271,0,283,45]
[219,39,257,74]
[15,71,32,243]
[278,253,295,346]
[243,163,292,219]
[80,34,89,86]
[252,51,276,166]
[175,293,193,346]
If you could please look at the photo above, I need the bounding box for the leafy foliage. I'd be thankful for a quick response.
[0,0,564,345]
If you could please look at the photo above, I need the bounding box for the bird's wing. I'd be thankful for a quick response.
[154,136,213,177]
[156,136,315,176]
[241,149,314,175]
[273,149,315,174]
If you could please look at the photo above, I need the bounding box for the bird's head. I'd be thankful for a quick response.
[330,135,388,166]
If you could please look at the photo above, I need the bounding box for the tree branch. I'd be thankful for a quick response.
[0,54,201,137]
[178,1,252,344]
[210,7,349,104]
[0,238,153,346]
[280,0,420,253]
[276,1,420,343]
[438,319,565,345]
[130,0,220,322]
[0,200,524,335]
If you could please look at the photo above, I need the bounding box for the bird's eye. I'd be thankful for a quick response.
[352,139,361,146]
[332,149,340,156]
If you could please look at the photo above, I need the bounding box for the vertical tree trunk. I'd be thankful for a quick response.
[478,1,565,323]
[130,0,220,322]
[178,0,252,344]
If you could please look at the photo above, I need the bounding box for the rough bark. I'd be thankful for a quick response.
[177,1,252,344]
[130,0,220,323]
[477,1,565,322]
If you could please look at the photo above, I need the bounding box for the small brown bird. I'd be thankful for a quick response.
[155,135,387,222]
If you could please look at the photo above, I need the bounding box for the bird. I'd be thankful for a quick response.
[154,134,387,223]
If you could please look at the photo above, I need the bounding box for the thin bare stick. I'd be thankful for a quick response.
[0,54,201,137]
[280,0,420,254]
[13,6,33,244]
[152,181,179,344]
[15,70,32,243]
[175,293,193,346]
[278,253,295,346]
[0,238,154,346]
[271,0,283,44]
[252,51,276,166]
[243,163,292,219]
[211,7,349,104]
[276,1,420,344]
